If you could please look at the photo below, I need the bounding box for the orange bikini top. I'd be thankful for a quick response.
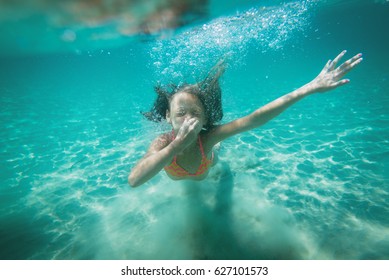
[164,131,213,178]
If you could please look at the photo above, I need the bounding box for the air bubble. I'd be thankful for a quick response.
[149,1,315,84]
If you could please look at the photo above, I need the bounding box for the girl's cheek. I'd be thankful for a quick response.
[173,118,184,128]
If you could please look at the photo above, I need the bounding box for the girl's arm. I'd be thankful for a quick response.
[128,135,175,187]
[207,51,363,145]
[128,118,201,187]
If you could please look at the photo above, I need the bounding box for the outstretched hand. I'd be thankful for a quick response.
[311,50,363,93]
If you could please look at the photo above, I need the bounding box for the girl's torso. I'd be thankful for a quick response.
[163,131,214,180]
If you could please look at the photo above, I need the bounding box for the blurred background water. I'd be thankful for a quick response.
[0,0,388,259]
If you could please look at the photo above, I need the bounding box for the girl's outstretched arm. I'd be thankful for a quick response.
[207,51,363,145]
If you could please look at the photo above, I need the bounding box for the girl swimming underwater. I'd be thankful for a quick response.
[128,51,362,187]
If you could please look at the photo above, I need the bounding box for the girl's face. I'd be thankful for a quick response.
[166,92,207,132]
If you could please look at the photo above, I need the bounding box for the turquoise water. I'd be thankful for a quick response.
[1,0,388,260]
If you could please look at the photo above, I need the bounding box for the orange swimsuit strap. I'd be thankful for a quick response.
[164,130,213,178]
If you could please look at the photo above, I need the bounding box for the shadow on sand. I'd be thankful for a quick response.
[183,162,258,259]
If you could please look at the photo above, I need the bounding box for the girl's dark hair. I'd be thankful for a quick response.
[142,59,226,130]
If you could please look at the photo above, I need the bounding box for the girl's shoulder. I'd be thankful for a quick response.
[145,132,172,154]
[200,126,222,150]
[201,125,221,138]
[153,132,173,149]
